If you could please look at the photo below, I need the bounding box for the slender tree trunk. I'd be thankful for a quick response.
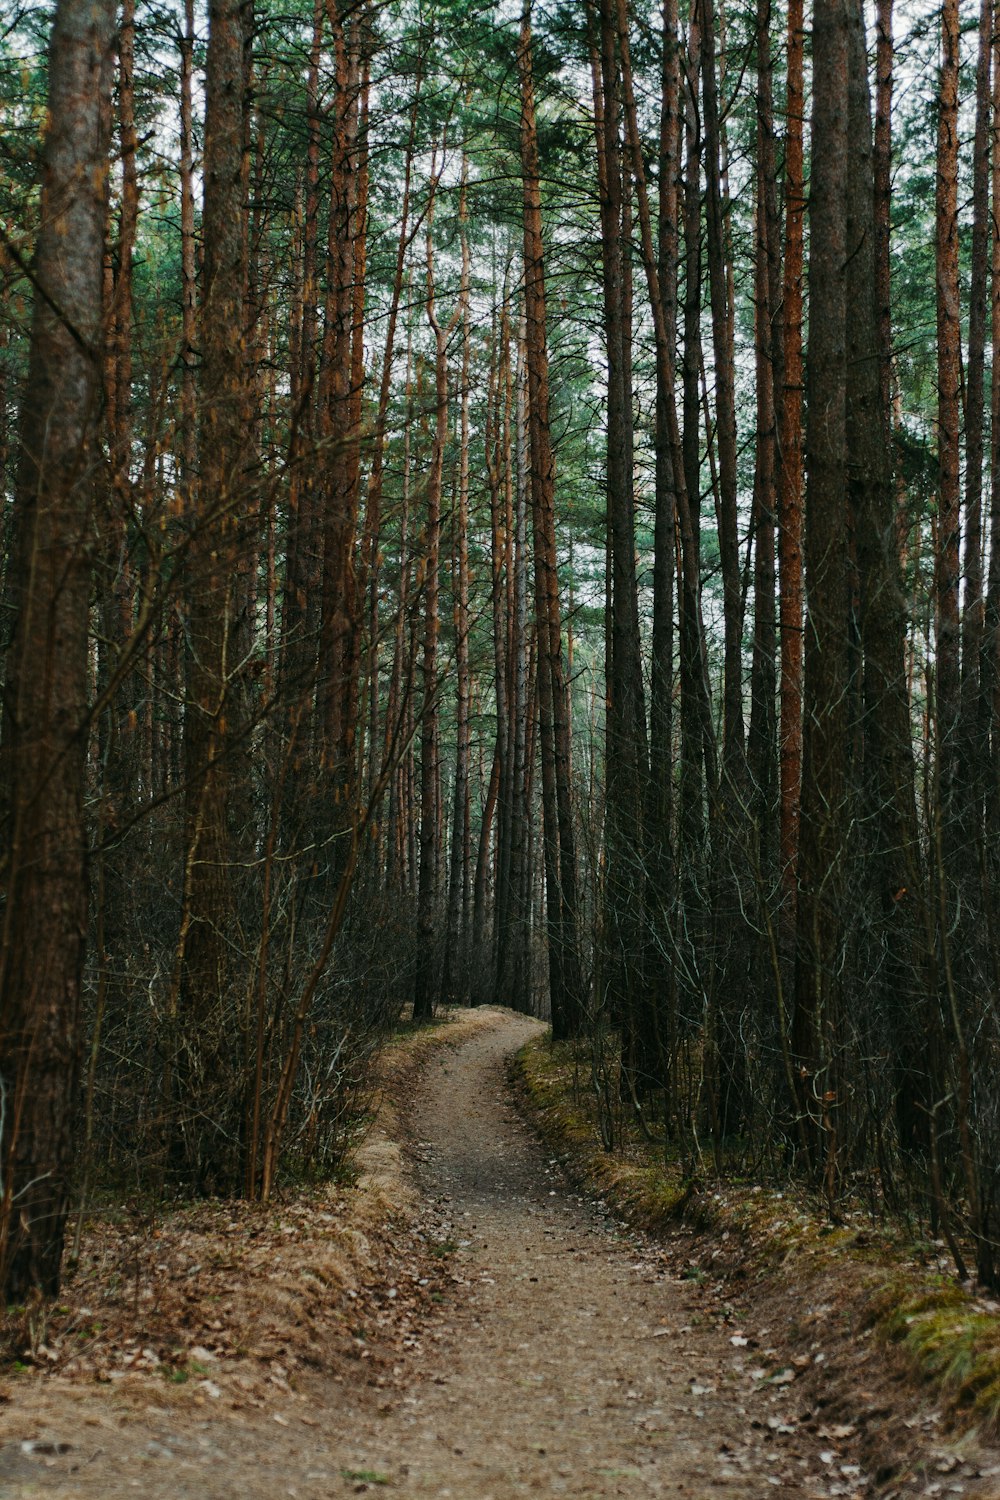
[179,0,197,495]
[936,0,961,838]
[0,0,115,1299]
[444,162,473,1004]
[987,0,1000,854]
[960,0,992,827]
[649,0,680,1089]
[387,311,416,894]
[179,0,251,1191]
[778,0,805,931]
[793,0,851,1179]
[361,59,422,792]
[594,0,651,1080]
[488,297,513,997]
[413,162,453,1021]
[874,0,893,421]
[622,0,680,1094]
[678,9,712,952]
[317,3,363,858]
[699,0,742,775]
[748,0,778,922]
[280,0,323,743]
[845,0,926,1160]
[518,4,583,1038]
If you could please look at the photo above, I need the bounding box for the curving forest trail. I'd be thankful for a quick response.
[2,1011,998,1498]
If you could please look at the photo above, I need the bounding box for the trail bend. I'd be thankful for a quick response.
[2,1009,993,1498]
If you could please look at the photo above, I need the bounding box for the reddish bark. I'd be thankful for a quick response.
[0,0,115,1298]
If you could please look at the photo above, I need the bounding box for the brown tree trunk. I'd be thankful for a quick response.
[699,0,743,775]
[495,306,532,1011]
[413,161,453,1021]
[387,310,417,895]
[845,0,926,1159]
[960,0,992,820]
[748,0,779,906]
[317,2,363,851]
[361,57,423,793]
[874,0,893,421]
[279,0,323,742]
[0,0,114,1299]
[178,0,251,1191]
[594,0,651,1079]
[936,0,961,834]
[618,0,680,1093]
[987,0,1000,852]
[179,0,198,495]
[649,0,680,1088]
[793,0,851,1178]
[444,162,473,1004]
[486,299,512,997]
[678,8,713,931]
[518,3,583,1038]
[778,0,805,928]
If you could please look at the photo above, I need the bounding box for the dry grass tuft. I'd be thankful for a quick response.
[0,1005,494,1402]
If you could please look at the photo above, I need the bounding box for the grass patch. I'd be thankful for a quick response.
[868,1277,1000,1428]
[514,1031,1000,1438]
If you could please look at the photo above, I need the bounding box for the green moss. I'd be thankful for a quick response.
[870,1278,1000,1424]
[515,1032,1000,1439]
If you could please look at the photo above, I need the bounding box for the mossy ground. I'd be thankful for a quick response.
[514,1031,1000,1441]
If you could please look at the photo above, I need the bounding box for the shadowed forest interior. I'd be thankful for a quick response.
[1,0,999,1308]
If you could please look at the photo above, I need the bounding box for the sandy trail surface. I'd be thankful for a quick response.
[2,1010,997,1498]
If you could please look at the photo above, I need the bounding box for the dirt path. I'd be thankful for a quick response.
[2,1010,997,1498]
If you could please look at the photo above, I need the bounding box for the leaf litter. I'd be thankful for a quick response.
[1,1007,1000,1497]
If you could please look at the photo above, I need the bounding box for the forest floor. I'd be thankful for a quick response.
[3,1007,1000,1498]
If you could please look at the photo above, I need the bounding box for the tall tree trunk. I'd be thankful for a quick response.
[487,297,513,997]
[0,0,114,1299]
[936,0,961,841]
[960,0,992,835]
[179,0,198,496]
[444,162,473,1004]
[778,0,805,932]
[748,0,779,954]
[677,9,712,991]
[873,0,893,421]
[619,0,680,1094]
[279,0,323,749]
[699,0,742,775]
[987,0,1000,855]
[361,56,422,793]
[413,162,452,1021]
[518,3,583,1038]
[179,0,251,1191]
[845,0,926,1160]
[793,0,851,1180]
[317,3,363,860]
[594,0,651,1081]
[649,0,680,1092]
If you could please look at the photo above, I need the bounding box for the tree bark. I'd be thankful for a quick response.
[179,0,252,1191]
[412,161,452,1022]
[519,4,584,1038]
[793,0,851,1177]
[0,0,114,1299]
[444,162,473,1004]
[594,0,651,1079]
[778,0,805,930]
[935,0,961,835]
[845,0,926,1159]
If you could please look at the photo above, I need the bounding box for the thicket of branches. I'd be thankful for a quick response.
[2,0,1000,1302]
